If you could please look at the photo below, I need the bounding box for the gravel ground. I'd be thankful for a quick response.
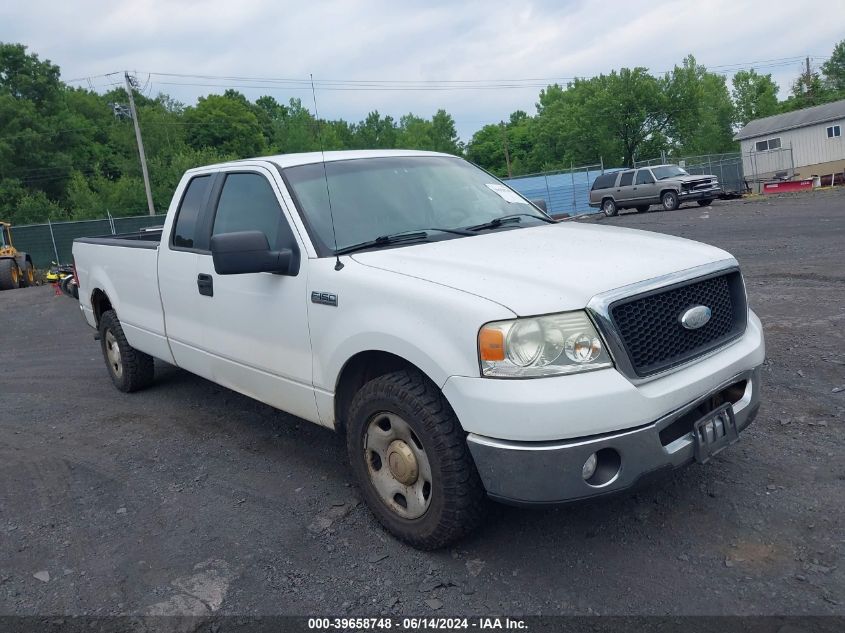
[0,189,843,618]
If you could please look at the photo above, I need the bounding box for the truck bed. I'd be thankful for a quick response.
[73,228,174,364]
[74,228,163,249]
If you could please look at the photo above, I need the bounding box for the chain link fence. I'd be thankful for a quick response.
[12,213,166,269]
[739,146,795,192]
[635,148,796,195]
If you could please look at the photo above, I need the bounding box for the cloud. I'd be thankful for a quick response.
[1,0,842,138]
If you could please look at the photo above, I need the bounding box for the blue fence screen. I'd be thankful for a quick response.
[502,166,622,217]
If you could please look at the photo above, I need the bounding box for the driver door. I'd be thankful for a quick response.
[195,167,319,425]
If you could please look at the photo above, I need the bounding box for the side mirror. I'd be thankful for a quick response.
[530,199,548,212]
[210,230,298,276]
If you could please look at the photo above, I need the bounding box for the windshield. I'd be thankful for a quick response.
[652,166,689,180]
[282,156,548,254]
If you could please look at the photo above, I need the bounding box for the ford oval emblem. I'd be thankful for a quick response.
[680,305,712,330]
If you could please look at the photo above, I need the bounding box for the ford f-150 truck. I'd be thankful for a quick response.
[73,150,765,549]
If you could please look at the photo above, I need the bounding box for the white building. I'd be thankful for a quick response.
[734,99,845,184]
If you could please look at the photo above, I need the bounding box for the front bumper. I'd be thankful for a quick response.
[466,366,761,505]
[678,186,721,201]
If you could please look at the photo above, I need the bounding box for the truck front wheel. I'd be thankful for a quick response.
[661,190,680,211]
[346,369,486,549]
[98,310,155,393]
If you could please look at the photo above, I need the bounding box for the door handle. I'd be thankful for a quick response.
[197,273,213,297]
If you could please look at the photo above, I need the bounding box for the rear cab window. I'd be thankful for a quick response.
[172,175,212,250]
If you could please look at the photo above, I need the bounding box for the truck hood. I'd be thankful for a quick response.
[674,174,717,183]
[350,222,734,316]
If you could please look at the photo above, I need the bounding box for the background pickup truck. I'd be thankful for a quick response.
[73,149,765,549]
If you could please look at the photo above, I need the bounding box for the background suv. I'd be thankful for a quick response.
[589,165,721,216]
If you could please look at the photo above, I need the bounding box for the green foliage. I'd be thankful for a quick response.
[731,70,780,126]
[184,93,267,157]
[821,40,845,92]
[3,39,845,223]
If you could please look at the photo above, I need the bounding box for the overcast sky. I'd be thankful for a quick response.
[3,0,844,139]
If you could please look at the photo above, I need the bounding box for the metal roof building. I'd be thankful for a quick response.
[734,99,845,183]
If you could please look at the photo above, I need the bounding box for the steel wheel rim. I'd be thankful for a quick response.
[364,412,433,520]
[105,330,123,378]
[603,201,614,215]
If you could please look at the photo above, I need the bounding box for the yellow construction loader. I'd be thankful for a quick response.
[0,221,36,290]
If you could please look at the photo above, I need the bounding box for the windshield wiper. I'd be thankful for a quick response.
[334,227,473,256]
[465,213,555,232]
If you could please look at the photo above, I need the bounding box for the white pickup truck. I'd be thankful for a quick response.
[73,150,765,549]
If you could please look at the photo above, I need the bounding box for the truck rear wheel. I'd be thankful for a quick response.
[346,369,486,549]
[98,310,155,393]
[0,259,20,290]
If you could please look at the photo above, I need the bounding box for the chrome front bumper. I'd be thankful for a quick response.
[466,366,761,505]
[678,186,721,200]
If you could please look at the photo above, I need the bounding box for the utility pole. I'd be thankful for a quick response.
[500,122,512,178]
[124,72,155,216]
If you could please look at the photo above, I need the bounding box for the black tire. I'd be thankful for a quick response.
[661,190,679,211]
[346,369,486,549]
[0,259,20,291]
[60,276,74,298]
[18,260,35,288]
[698,199,713,207]
[98,310,155,393]
[635,205,650,213]
[602,198,618,217]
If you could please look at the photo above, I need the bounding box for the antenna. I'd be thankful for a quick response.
[310,73,344,271]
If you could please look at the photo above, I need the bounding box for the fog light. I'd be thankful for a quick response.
[582,452,598,480]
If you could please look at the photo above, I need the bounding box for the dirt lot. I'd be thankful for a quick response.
[1,189,843,618]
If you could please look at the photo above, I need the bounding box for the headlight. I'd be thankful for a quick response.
[478,311,613,378]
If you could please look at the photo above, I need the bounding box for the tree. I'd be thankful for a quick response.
[428,109,461,154]
[821,40,845,92]
[785,68,828,110]
[732,69,780,126]
[353,111,398,148]
[397,113,432,149]
[663,56,735,154]
[465,123,509,176]
[583,68,672,166]
[183,94,266,157]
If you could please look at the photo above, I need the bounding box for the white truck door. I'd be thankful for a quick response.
[157,173,216,379]
[195,168,319,425]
